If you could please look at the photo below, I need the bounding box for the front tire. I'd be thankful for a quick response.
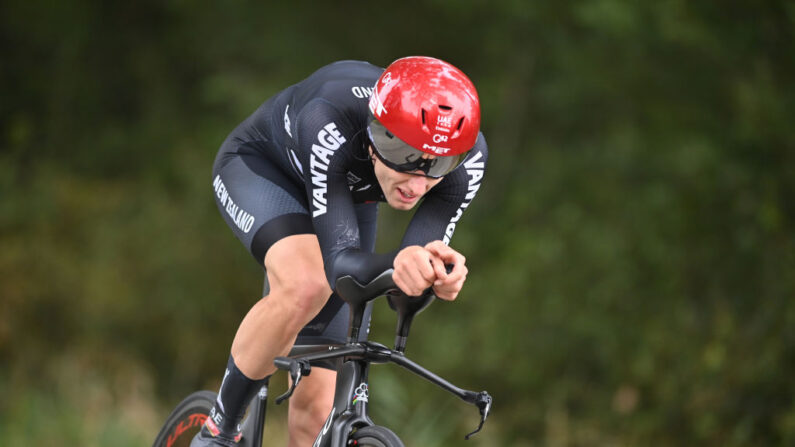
[153,391,216,447]
[349,425,405,447]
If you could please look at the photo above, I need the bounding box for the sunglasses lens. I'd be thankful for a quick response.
[367,119,467,178]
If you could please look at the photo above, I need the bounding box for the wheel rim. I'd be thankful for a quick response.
[163,410,207,447]
[351,437,388,447]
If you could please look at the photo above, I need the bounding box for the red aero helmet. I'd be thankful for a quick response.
[369,56,481,157]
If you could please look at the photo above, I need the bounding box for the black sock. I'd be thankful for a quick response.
[206,355,268,437]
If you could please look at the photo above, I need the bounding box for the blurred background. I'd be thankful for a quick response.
[1,1,793,446]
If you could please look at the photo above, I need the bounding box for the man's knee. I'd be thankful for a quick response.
[277,276,332,326]
[264,234,332,330]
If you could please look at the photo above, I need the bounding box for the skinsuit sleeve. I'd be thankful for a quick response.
[400,134,488,248]
[296,99,394,286]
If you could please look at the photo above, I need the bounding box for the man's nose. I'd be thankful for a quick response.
[406,175,429,192]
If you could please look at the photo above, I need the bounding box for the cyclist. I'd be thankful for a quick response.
[194,56,488,447]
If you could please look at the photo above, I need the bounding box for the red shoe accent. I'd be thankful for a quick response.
[204,418,221,437]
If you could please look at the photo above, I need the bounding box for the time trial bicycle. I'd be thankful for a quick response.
[153,268,492,447]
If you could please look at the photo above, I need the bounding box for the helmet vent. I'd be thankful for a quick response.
[438,105,452,111]
[421,108,427,124]
[456,117,465,130]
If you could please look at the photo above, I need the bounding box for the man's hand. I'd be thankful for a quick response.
[392,242,468,301]
[424,241,467,301]
[393,245,437,297]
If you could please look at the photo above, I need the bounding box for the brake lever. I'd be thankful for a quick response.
[275,359,312,405]
[464,391,492,440]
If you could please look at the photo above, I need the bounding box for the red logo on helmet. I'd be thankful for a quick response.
[369,86,387,118]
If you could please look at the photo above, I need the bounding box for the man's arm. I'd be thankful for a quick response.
[400,135,488,248]
[395,135,488,298]
[297,100,395,286]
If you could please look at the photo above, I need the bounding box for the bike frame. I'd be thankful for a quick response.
[237,270,492,446]
[315,357,372,447]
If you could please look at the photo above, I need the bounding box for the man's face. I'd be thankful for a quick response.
[370,146,444,210]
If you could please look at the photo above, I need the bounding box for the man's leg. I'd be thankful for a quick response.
[195,234,335,446]
[231,234,331,379]
[286,368,337,446]
[282,201,379,445]
[236,234,339,445]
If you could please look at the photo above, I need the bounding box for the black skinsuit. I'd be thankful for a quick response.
[211,60,488,344]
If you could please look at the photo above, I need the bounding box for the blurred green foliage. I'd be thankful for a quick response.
[1,0,793,445]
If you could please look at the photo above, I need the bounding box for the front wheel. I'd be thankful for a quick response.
[349,425,405,447]
[153,390,216,447]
